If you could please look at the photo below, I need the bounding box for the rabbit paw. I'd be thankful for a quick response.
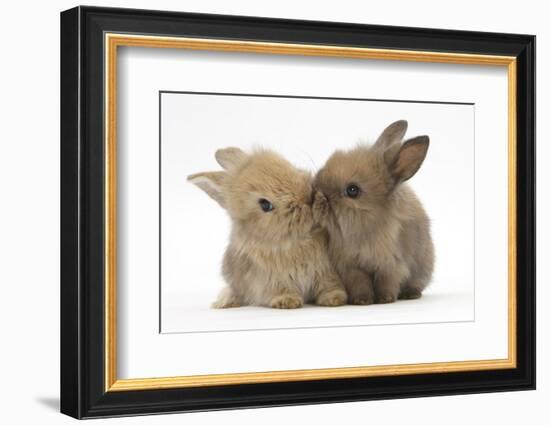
[270,294,303,309]
[312,191,330,224]
[398,288,422,300]
[375,294,397,304]
[212,299,241,308]
[316,288,347,306]
[349,292,375,305]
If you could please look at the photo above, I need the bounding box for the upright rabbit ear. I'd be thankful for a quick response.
[187,171,226,208]
[215,147,247,170]
[374,120,408,150]
[391,136,430,183]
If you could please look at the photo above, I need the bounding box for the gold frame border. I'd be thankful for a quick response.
[104,33,518,392]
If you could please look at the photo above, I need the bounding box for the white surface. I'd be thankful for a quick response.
[160,93,475,333]
[162,292,474,333]
[118,36,508,379]
[0,1,547,424]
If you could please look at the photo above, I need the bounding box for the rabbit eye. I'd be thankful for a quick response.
[258,198,274,212]
[345,183,361,199]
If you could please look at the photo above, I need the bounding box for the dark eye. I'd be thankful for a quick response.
[345,184,361,199]
[258,198,274,212]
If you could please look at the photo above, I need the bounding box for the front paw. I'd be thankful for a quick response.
[398,288,422,300]
[349,291,374,305]
[316,288,347,306]
[270,294,304,309]
[375,294,397,304]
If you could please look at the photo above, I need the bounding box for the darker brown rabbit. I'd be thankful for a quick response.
[313,120,434,304]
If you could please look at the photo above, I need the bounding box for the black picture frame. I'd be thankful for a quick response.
[60,5,535,419]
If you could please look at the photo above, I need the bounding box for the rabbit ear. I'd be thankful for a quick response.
[215,147,247,170]
[391,136,429,183]
[374,120,408,150]
[187,171,226,208]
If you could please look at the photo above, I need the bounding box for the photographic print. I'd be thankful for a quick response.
[160,92,474,333]
[114,40,513,382]
[113,40,514,386]
[61,6,534,419]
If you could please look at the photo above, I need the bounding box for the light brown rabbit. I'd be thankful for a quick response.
[313,120,434,304]
[188,147,347,309]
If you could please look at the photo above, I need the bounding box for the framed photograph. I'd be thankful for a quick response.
[60,6,535,419]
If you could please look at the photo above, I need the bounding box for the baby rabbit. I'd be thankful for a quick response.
[314,120,434,304]
[188,147,347,309]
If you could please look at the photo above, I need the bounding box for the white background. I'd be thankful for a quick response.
[161,93,475,333]
[0,0,546,424]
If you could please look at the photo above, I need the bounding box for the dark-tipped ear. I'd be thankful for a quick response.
[391,136,429,183]
[187,171,226,208]
[374,120,408,150]
[215,147,247,170]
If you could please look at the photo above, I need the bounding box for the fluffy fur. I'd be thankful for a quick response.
[314,120,434,304]
[188,147,347,309]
